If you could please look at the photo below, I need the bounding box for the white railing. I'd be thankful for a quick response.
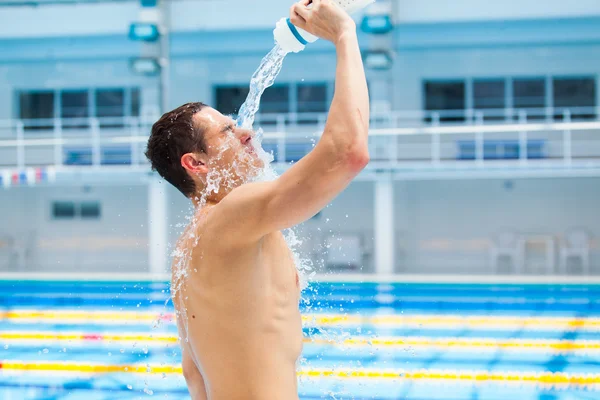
[1,107,600,173]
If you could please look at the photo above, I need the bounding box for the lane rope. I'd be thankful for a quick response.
[2,310,600,331]
[0,360,598,387]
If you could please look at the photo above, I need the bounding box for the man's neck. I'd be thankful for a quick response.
[191,193,220,209]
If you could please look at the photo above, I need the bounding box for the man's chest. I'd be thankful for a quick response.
[262,233,300,290]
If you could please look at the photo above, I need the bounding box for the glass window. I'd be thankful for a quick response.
[61,90,89,128]
[215,86,249,117]
[424,81,466,122]
[52,202,76,219]
[297,83,328,113]
[260,85,289,114]
[297,83,328,125]
[131,87,141,117]
[473,79,505,121]
[513,78,545,120]
[553,77,596,120]
[256,85,289,125]
[80,202,101,219]
[96,89,125,127]
[96,89,124,117]
[19,91,55,130]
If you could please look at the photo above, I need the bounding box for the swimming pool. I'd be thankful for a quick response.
[0,277,599,399]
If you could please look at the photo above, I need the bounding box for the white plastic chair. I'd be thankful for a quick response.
[490,231,524,274]
[559,229,590,275]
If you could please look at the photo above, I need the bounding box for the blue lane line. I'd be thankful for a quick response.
[6,342,600,365]
[4,292,600,303]
[4,297,600,313]
[0,382,189,396]
[0,380,592,400]
[2,281,600,296]
[3,323,600,341]
[2,305,597,318]
[303,328,600,340]
[4,350,598,370]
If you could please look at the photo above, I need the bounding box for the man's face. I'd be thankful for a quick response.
[193,107,264,191]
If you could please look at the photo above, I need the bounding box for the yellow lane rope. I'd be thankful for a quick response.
[0,361,599,386]
[2,310,600,330]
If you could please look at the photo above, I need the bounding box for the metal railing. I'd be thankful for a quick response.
[1,106,600,173]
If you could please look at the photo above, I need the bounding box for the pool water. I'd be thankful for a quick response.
[0,279,599,399]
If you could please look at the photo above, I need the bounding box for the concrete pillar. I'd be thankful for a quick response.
[374,175,395,275]
[148,176,168,275]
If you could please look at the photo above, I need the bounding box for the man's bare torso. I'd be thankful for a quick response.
[172,206,303,400]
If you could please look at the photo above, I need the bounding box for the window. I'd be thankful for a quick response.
[215,86,250,117]
[297,83,328,124]
[96,89,125,127]
[80,202,101,219]
[424,81,466,122]
[258,85,290,125]
[19,91,55,130]
[61,90,89,128]
[473,79,505,121]
[17,87,140,130]
[260,85,289,114]
[513,78,546,120]
[553,77,596,120]
[52,201,101,220]
[52,202,76,219]
[214,83,327,125]
[131,88,141,117]
[297,83,328,113]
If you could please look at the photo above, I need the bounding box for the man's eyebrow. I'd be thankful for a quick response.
[220,121,235,132]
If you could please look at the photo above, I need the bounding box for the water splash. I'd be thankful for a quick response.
[237,44,288,131]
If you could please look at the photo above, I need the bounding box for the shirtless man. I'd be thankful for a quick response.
[144,0,369,398]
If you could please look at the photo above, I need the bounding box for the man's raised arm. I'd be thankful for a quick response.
[213,0,370,242]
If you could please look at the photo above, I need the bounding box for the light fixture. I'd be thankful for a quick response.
[130,57,161,76]
[361,14,394,34]
[128,23,160,42]
[140,0,158,6]
[363,50,393,70]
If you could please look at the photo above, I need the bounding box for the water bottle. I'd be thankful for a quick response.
[273,0,375,53]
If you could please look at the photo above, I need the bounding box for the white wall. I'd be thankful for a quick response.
[396,177,600,274]
[0,185,148,272]
[1,177,598,274]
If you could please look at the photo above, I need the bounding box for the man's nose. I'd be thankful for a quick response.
[237,128,254,144]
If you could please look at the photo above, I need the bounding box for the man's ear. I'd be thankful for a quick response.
[181,153,209,175]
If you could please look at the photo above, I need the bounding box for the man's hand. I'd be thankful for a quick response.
[290,0,356,46]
